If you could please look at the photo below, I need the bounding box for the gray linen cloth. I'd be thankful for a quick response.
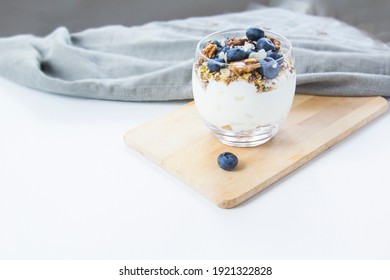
[0,7,389,101]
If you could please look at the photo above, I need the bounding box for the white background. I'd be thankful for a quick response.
[1,76,389,259]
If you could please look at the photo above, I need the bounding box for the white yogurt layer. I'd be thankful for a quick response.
[192,70,296,132]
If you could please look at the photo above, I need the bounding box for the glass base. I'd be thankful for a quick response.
[206,123,281,147]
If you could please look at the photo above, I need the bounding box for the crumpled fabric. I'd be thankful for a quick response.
[0,7,389,101]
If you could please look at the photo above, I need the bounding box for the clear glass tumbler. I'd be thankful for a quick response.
[192,28,296,147]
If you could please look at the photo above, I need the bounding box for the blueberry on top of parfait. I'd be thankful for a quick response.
[213,40,222,48]
[257,37,276,52]
[207,57,225,72]
[266,50,284,64]
[246,27,265,42]
[226,48,248,63]
[259,57,280,79]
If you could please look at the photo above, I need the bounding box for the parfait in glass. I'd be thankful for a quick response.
[192,27,296,147]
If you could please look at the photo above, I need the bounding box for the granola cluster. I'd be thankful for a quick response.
[195,28,295,93]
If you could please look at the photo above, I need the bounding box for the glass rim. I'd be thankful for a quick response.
[196,28,293,66]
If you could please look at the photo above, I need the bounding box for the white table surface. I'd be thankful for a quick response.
[1,76,390,260]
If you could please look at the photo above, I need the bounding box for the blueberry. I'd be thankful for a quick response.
[246,27,265,42]
[207,57,225,72]
[213,40,222,48]
[217,46,230,55]
[226,48,247,63]
[256,38,276,52]
[266,50,284,64]
[221,46,230,53]
[217,152,238,171]
[259,57,280,79]
[246,49,255,57]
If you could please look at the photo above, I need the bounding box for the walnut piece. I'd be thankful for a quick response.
[226,37,247,46]
[243,58,258,64]
[229,59,260,75]
[272,38,281,50]
[201,42,218,58]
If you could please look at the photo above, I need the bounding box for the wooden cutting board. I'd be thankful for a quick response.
[124,95,388,208]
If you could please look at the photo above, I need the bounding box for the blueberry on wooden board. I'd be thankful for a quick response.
[217,152,238,171]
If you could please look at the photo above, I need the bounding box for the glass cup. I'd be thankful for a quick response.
[192,28,296,147]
